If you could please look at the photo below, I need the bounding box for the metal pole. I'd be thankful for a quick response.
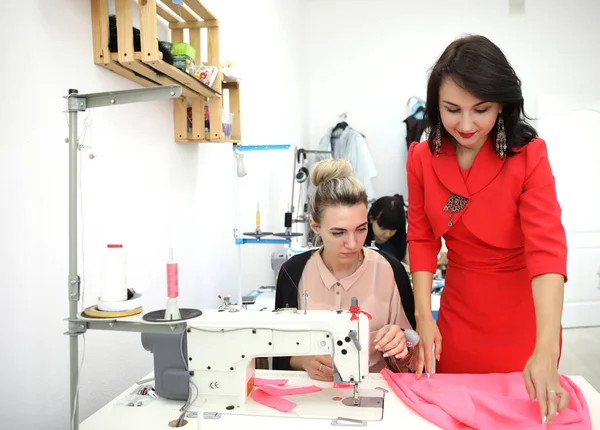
[68,89,80,430]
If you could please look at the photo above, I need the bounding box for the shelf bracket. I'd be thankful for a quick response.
[233,144,291,152]
[66,320,88,336]
[69,275,81,301]
[235,238,291,245]
[65,85,182,111]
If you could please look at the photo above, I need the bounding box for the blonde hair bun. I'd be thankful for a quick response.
[310,159,354,187]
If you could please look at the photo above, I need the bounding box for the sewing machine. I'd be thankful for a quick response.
[142,297,371,415]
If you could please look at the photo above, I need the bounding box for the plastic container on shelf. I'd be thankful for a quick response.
[222,112,234,139]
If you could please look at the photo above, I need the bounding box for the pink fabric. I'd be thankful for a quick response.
[334,382,354,389]
[254,377,288,387]
[251,389,297,412]
[381,369,592,430]
[260,384,322,396]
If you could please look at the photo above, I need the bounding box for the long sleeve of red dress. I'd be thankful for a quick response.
[406,142,441,273]
[518,139,568,282]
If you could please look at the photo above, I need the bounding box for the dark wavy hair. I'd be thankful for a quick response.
[425,35,537,157]
[365,195,407,261]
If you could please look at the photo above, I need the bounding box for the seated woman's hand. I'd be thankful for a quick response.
[291,355,334,381]
[374,325,408,359]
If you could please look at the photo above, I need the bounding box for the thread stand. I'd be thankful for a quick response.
[273,211,303,239]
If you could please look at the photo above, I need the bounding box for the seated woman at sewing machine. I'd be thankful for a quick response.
[273,159,417,380]
[365,194,408,262]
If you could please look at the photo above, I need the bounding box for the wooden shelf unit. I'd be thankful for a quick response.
[91,0,241,143]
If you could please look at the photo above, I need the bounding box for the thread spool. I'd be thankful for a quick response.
[167,248,178,298]
[101,244,127,302]
[284,212,292,228]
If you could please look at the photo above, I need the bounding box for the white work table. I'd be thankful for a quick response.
[81,370,600,430]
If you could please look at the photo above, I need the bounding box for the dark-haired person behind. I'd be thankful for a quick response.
[408,34,568,425]
[365,195,407,262]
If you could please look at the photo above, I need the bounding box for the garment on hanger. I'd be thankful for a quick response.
[403,102,428,151]
[314,123,377,200]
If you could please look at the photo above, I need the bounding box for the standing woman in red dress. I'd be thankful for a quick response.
[407,35,569,426]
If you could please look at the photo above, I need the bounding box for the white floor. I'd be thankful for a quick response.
[559,327,600,391]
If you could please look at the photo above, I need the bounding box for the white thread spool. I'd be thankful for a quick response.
[100,244,127,302]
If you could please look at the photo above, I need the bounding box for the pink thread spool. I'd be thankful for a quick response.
[167,248,178,298]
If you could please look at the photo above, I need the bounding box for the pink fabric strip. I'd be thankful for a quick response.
[380,369,593,430]
[333,382,354,389]
[260,384,322,396]
[254,377,288,387]
[251,388,297,413]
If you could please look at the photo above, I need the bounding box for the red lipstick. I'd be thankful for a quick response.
[459,131,476,139]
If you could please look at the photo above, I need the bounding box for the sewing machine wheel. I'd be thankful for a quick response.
[341,396,383,408]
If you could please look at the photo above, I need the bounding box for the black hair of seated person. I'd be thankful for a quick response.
[365,195,407,262]
[424,34,537,157]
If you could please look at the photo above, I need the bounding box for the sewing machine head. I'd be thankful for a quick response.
[183,299,370,412]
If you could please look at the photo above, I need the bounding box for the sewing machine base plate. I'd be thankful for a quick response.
[199,387,385,423]
[341,396,383,408]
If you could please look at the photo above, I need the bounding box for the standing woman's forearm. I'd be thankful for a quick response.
[412,271,434,321]
[532,273,564,356]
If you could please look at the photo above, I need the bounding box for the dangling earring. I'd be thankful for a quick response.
[434,124,442,156]
[495,116,507,159]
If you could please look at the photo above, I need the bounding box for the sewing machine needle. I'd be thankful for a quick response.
[353,384,359,406]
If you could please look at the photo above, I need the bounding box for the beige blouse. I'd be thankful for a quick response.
[297,247,413,372]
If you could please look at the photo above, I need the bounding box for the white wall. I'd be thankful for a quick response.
[0,0,306,428]
[305,0,600,200]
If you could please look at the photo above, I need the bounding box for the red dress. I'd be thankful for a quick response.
[406,137,567,373]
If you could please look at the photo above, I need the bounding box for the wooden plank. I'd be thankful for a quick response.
[138,0,161,62]
[159,0,199,22]
[184,0,217,20]
[175,133,211,143]
[115,0,134,63]
[91,0,110,65]
[191,98,205,141]
[170,27,186,146]
[156,5,180,24]
[228,84,241,142]
[100,61,159,88]
[207,25,222,141]
[111,53,198,98]
[173,97,189,141]
[146,58,219,98]
[155,3,181,23]
[189,28,201,63]
[168,20,218,29]
[171,28,184,43]
[208,97,222,141]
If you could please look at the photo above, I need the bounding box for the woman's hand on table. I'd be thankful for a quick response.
[523,348,569,427]
[414,316,442,379]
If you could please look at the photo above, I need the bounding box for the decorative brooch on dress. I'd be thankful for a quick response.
[443,194,469,227]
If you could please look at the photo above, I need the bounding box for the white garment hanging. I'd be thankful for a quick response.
[314,126,377,201]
